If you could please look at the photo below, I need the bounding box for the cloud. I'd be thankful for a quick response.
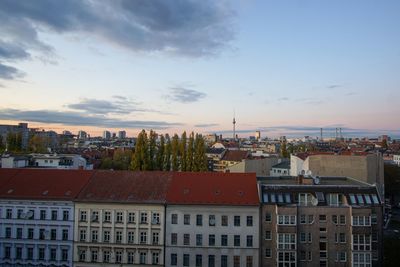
[0,63,25,80]
[295,97,324,105]
[194,123,219,128]
[0,0,235,80]
[326,84,342,89]
[166,87,206,103]
[0,108,182,129]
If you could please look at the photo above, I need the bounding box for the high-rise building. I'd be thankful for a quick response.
[102,130,111,140]
[78,130,87,140]
[255,131,261,140]
[118,130,126,139]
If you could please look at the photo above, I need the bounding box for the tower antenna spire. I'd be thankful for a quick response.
[233,109,236,140]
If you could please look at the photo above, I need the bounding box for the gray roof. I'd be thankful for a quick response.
[271,161,290,169]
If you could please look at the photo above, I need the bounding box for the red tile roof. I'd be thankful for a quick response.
[0,169,94,200]
[0,169,20,189]
[76,171,172,203]
[221,150,250,162]
[167,172,259,206]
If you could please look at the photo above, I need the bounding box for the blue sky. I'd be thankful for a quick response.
[0,0,399,138]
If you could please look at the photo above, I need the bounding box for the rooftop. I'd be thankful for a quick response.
[221,150,250,162]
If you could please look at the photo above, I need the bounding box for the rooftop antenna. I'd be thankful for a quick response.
[233,109,236,141]
[320,128,323,141]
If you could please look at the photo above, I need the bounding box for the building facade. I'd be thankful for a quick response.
[259,176,383,267]
[165,172,260,267]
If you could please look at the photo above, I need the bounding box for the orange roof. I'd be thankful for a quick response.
[76,171,172,203]
[0,169,94,200]
[221,150,249,162]
[167,172,259,206]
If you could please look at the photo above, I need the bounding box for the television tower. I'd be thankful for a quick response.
[233,110,236,140]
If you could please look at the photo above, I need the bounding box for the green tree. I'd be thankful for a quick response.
[186,132,194,171]
[113,149,133,170]
[164,134,171,171]
[6,132,22,152]
[171,133,180,171]
[196,135,208,171]
[148,130,157,170]
[130,130,149,170]
[280,141,289,158]
[156,134,165,170]
[180,131,187,171]
[382,139,388,150]
[28,135,47,153]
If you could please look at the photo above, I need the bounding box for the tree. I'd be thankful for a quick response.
[186,132,194,171]
[130,130,149,170]
[113,149,133,170]
[382,139,388,150]
[164,134,171,171]
[156,134,165,170]
[196,135,208,171]
[280,141,289,158]
[6,132,22,152]
[180,131,187,171]
[171,134,180,171]
[148,130,157,170]
[28,135,47,153]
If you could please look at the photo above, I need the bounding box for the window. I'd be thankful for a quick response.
[103,230,110,242]
[328,193,342,206]
[246,256,253,267]
[208,255,215,267]
[140,231,147,244]
[299,193,313,206]
[6,208,12,219]
[221,215,228,226]
[80,229,86,241]
[62,229,68,240]
[128,251,135,264]
[352,216,371,226]
[265,248,272,258]
[300,232,312,243]
[5,227,11,238]
[209,234,215,246]
[308,215,314,224]
[209,214,216,226]
[340,215,346,225]
[265,213,272,222]
[17,209,23,219]
[183,254,190,266]
[171,253,177,266]
[171,233,177,245]
[337,251,347,262]
[27,247,34,260]
[79,249,86,262]
[115,251,122,263]
[300,251,312,261]
[116,230,123,243]
[171,214,178,224]
[265,230,272,240]
[152,252,159,264]
[300,214,306,224]
[51,229,57,240]
[319,214,326,222]
[278,252,296,267]
[51,210,58,220]
[234,215,241,226]
[184,214,191,225]
[91,250,98,262]
[39,228,45,240]
[278,233,296,250]
[152,232,159,244]
[353,235,371,251]
[196,255,202,267]
[80,210,87,221]
[184,233,190,245]
[196,214,203,226]
[332,215,338,224]
[61,249,68,261]
[196,234,203,246]
[221,255,228,267]
[233,256,240,267]
[103,250,110,262]
[221,234,228,246]
[4,247,11,259]
[40,210,46,220]
[128,231,135,243]
[16,247,22,259]
[91,211,99,222]
[63,210,69,221]
[140,212,147,224]
[247,216,253,226]
[116,211,123,223]
[246,235,253,247]
[140,252,147,264]
[353,252,371,267]
[127,212,135,223]
[371,213,377,224]
[17,227,23,239]
[278,215,296,225]
[234,235,240,246]
[91,230,98,242]
[104,211,111,222]
[152,212,160,224]
[28,228,34,239]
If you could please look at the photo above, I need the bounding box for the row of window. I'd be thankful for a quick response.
[79,229,160,245]
[79,210,160,224]
[3,227,69,241]
[3,246,69,261]
[171,214,254,227]
[3,208,70,221]
[170,233,253,247]
[78,249,159,265]
[263,231,348,244]
[170,254,253,267]
[266,213,376,226]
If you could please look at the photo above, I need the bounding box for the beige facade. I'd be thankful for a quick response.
[227,158,279,177]
[73,202,164,267]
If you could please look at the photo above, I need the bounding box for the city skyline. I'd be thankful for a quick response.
[1,1,399,138]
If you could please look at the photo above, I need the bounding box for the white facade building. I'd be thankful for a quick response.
[394,154,400,166]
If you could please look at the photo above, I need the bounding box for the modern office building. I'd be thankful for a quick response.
[165,172,260,267]
[0,169,94,267]
[259,175,383,267]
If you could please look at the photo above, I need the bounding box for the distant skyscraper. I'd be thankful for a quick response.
[255,131,261,140]
[103,130,111,140]
[232,111,236,140]
[118,130,126,139]
[78,130,87,139]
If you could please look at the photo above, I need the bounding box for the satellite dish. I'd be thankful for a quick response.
[311,198,318,206]
[209,219,216,225]
[300,170,306,175]
[26,211,34,218]
[306,170,312,176]
[314,176,321,185]
[152,218,159,224]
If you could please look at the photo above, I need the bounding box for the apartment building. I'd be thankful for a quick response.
[165,172,260,267]
[259,176,383,267]
[73,171,172,267]
[0,169,93,267]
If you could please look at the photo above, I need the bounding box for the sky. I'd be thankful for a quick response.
[0,0,399,138]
